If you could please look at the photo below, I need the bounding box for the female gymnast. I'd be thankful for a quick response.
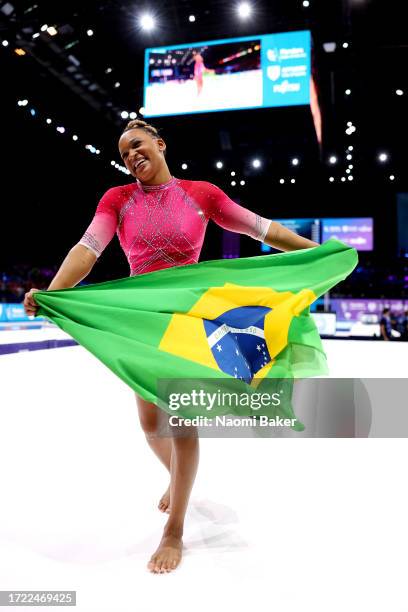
[24,119,318,574]
[193,51,215,95]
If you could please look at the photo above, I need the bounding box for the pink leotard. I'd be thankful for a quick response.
[78,177,271,276]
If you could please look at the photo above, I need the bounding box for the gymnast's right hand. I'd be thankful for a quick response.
[24,288,40,317]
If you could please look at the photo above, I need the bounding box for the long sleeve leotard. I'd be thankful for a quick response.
[78,177,271,276]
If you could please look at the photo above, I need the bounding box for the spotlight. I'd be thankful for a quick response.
[216,161,223,169]
[341,177,346,182]
[231,171,236,176]
[237,2,252,19]
[181,163,188,170]
[121,111,129,119]
[252,158,261,168]
[323,42,336,53]
[329,155,337,164]
[1,40,9,47]
[114,82,121,88]
[378,153,388,162]
[347,154,353,161]
[56,126,65,134]
[347,121,353,127]
[189,15,196,22]
[279,179,285,184]
[329,177,335,182]
[46,118,52,124]
[30,109,36,116]
[96,149,101,155]
[32,32,40,39]
[348,146,353,151]
[303,0,310,6]
[346,169,351,174]
[87,29,94,37]
[14,48,26,56]
[396,89,404,96]
[291,178,296,183]
[343,42,349,48]
[129,112,137,119]
[111,161,116,166]
[140,14,155,31]
[17,99,28,106]
[389,175,395,181]
[345,89,351,95]
[348,175,354,181]
[105,67,112,74]
[139,106,145,114]
[240,180,245,185]
[47,26,58,36]
[349,164,354,169]
[291,157,299,166]
[231,181,236,186]
[72,135,78,141]
[40,24,48,32]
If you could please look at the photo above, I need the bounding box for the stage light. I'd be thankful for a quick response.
[343,42,349,48]
[96,149,101,155]
[231,171,236,176]
[30,109,36,116]
[32,32,40,39]
[181,163,188,170]
[87,29,94,36]
[231,181,236,186]
[291,178,296,183]
[396,89,404,96]
[347,121,353,127]
[17,99,28,106]
[216,161,223,169]
[111,161,116,166]
[291,157,299,166]
[189,15,196,22]
[252,158,261,168]
[348,175,354,181]
[46,118,52,124]
[347,154,352,160]
[129,112,137,119]
[389,175,395,181]
[346,169,351,174]
[1,40,9,47]
[329,155,337,164]
[40,24,48,32]
[349,164,353,169]
[237,2,252,19]
[56,127,65,134]
[140,14,155,31]
[105,67,112,74]
[302,0,310,6]
[72,135,78,141]
[329,177,335,182]
[345,89,351,95]
[240,180,245,185]
[14,48,26,56]
[341,177,346,182]
[114,82,121,88]
[378,153,388,162]
[323,42,336,53]
[279,179,285,184]
[348,145,353,151]
[121,111,129,119]
[139,106,145,114]
[47,26,58,36]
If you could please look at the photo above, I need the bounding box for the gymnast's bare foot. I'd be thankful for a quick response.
[158,485,171,514]
[147,530,183,573]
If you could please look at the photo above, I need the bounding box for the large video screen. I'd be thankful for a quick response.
[321,218,373,251]
[144,30,311,117]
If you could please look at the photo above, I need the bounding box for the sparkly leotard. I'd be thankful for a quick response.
[78,177,271,276]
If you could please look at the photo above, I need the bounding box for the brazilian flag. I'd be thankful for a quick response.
[34,239,357,430]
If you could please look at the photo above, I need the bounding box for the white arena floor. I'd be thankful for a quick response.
[0,338,407,611]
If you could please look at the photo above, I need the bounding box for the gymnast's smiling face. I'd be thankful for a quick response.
[118,128,167,182]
